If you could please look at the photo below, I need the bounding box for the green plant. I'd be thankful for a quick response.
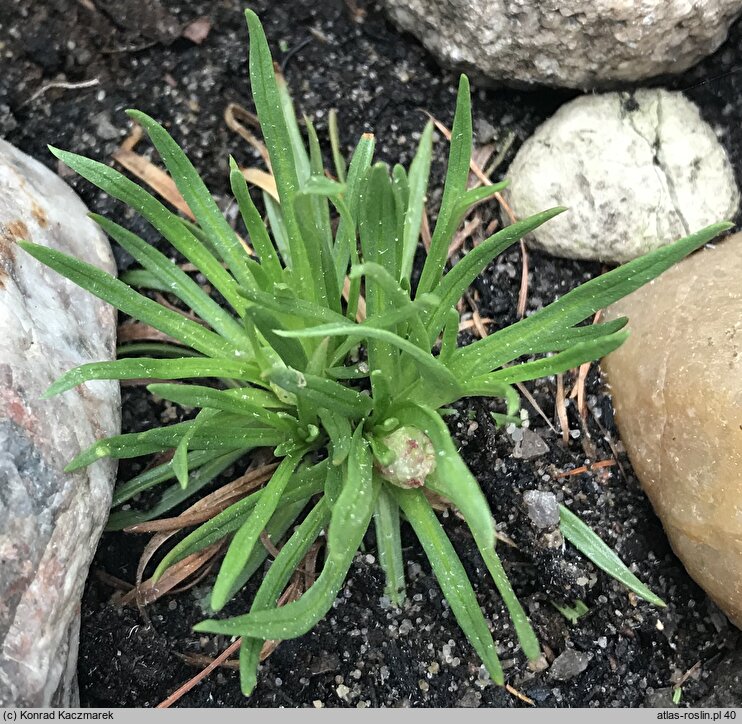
[20,9,730,695]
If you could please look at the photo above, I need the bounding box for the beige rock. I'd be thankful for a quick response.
[603,233,742,627]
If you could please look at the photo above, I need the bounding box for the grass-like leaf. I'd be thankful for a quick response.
[129,110,259,293]
[211,449,304,610]
[559,505,666,607]
[47,148,246,315]
[153,461,328,580]
[373,486,406,606]
[416,75,472,296]
[239,497,331,694]
[20,241,233,358]
[392,486,505,685]
[452,221,733,378]
[194,432,379,639]
[45,357,262,397]
[91,214,248,347]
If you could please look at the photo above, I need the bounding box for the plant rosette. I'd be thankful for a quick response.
[19,9,732,696]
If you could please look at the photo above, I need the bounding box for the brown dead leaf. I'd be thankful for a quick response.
[224,103,271,168]
[113,149,194,219]
[117,321,180,344]
[241,167,279,201]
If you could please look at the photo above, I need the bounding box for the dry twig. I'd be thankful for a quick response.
[25,78,100,106]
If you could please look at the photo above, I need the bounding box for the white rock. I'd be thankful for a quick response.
[0,140,120,706]
[503,90,739,262]
[381,0,742,89]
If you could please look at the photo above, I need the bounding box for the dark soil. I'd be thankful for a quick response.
[2,0,741,709]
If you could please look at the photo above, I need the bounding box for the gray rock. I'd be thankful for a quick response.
[548,648,591,680]
[513,428,549,460]
[503,90,739,262]
[0,140,120,706]
[381,0,742,89]
[455,689,481,707]
[523,490,560,530]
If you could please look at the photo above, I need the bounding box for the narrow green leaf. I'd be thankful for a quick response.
[426,208,566,340]
[147,383,293,431]
[393,403,494,547]
[194,431,378,639]
[108,449,241,517]
[223,498,309,604]
[267,366,373,418]
[392,402,539,659]
[45,357,262,398]
[107,457,245,531]
[19,241,233,358]
[400,121,433,282]
[391,486,504,685]
[172,408,216,488]
[277,323,461,401]
[456,183,508,211]
[46,147,246,315]
[91,214,249,348]
[229,158,283,283]
[153,461,328,579]
[416,75,472,296]
[245,305,308,370]
[294,193,336,310]
[335,133,375,297]
[317,408,352,465]
[119,268,171,292]
[452,222,733,378]
[245,9,313,300]
[211,450,305,611]
[463,330,628,392]
[478,545,540,661]
[528,317,629,355]
[374,486,406,606]
[65,418,283,471]
[239,497,331,694]
[276,71,311,184]
[391,164,409,274]
[439,307,460,363]
[129,111,258,292]
[264,193,292,267]
[328,109,347,183]
[560,505,666,607]
[117,343,200,358]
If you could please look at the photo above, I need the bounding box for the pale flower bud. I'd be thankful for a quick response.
[376,426,436,489]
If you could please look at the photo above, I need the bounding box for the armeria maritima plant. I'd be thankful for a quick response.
[20,9,731,695]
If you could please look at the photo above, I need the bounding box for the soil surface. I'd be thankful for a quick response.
[2,0,742,709]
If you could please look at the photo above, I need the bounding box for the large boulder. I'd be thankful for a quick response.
[0,140,120,706]
[502,90,739,262]
[603,233,742,628]
[381,0,742,89]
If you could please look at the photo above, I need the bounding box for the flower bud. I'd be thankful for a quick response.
[375,426,436,489]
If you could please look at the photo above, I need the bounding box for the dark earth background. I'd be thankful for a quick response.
[2,0,742,708]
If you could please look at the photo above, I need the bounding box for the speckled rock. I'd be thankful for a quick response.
[503,90,739,262]
[0,140,120,706]
[603,233,742,628]
[549,648,591,681]
[523,490,559,530]
[380,0,742,89]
